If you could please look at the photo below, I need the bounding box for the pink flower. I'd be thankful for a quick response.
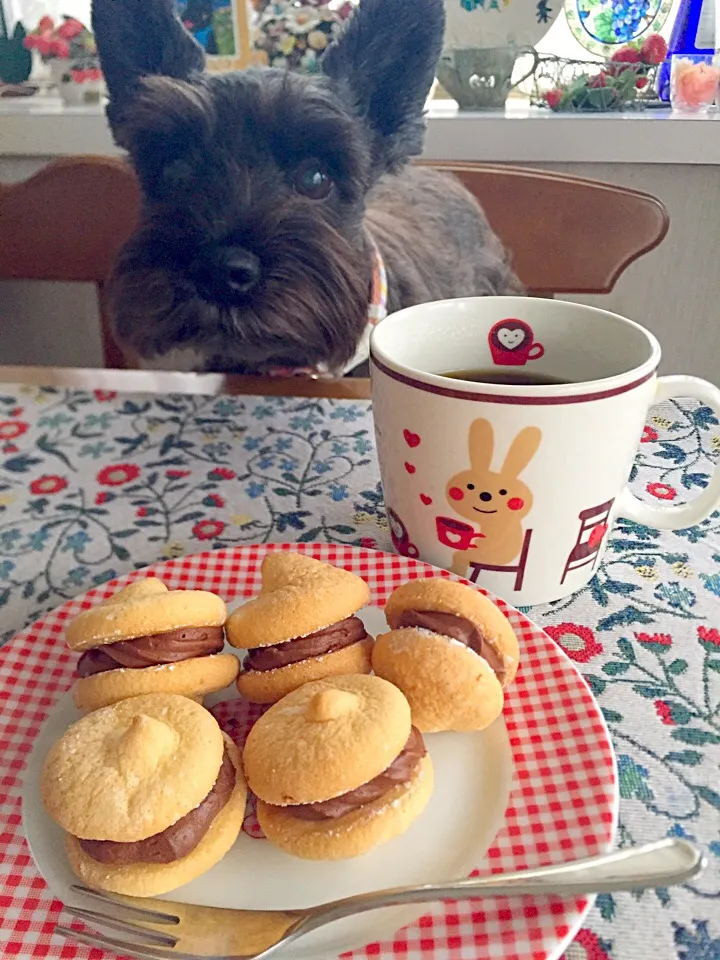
[57,18,84,39]
[97,463,140,486]
[33,36,53,57]
[647,482,676,501]
[30,475,68,495]
[207,494,225,508]
[545,622,604,663]
[641,425,658,443]
[0,421,28,440]
[211,467,235,480]
[9,407,23,417]
[360,537,377,549]
[192,519,226,541]
[166,469,191,479]
[636,632,672,648]
[136,506,148,517]
[38,15,55,31]
[95,491,111,505]
[698,625,720,651]
[93,390,116,402]
[654,700,675,725]
[52,37,70,58]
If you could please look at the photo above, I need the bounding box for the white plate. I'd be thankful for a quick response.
[22,605,513,959]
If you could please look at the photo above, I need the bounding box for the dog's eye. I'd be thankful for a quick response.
[294,160,333,200]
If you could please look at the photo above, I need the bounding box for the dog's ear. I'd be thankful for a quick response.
[92,0,205,133]
[322,0,444,172]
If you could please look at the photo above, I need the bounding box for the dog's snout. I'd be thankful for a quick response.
[220,246,261,293]
[479,491,492,502]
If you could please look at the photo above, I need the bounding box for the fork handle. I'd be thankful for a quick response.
[306,839,704,929]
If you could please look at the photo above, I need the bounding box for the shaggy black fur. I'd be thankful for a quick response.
[92,0,522,373]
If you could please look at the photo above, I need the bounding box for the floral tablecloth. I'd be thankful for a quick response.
[0,383,718,960]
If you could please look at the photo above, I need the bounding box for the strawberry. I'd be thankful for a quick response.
[636,75,649,89]
[589,72,608,88]
[607,46,641,77]
[640,34,668,65]
[544,88,563,110]
[611,46,642,64]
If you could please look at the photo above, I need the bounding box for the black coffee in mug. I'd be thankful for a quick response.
[441,369,572,386]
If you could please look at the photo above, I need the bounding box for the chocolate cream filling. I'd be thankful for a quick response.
[78,749,236,865]
[76,626,225,678]
[243,616,369,672]
[397,609,506,683]
[288,727,426,821]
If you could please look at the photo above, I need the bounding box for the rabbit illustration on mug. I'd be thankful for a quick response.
[441,418,542,575]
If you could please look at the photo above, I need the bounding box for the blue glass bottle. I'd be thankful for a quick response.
[657,0,716,100]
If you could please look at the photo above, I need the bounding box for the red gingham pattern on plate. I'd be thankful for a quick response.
[0,544,618,960]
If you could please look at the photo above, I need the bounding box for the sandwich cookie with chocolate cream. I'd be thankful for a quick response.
[41,693,247,896]
[67,578,239,711]
[372,578,519,732]
[243,674,433,860]
[227,552,373,704]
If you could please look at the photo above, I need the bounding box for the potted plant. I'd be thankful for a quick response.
[23,15,104,105]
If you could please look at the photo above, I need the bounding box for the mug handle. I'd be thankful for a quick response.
[615,375,720,530]
[509,45,540,90]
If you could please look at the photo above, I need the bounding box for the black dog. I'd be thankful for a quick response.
[92,0,522,375]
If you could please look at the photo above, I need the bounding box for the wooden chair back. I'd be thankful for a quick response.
[0,156,141,368]
[420,161,669,296]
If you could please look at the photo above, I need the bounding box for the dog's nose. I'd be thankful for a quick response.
[220,246,261,293]
[479,491,493,502]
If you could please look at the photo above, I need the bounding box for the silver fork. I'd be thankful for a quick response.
[55,838,704,960]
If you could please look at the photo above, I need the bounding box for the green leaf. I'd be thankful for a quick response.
[603,661,631,675]
[331,525,355,535]
[112,529,138,538]
[597,606,655,632]
[597,892,616,921]
[617,638,636,661]
[696,786,720,810]
[655,887,671,907]
[664,750,702,766]
[602,708,623,723]
[707,659,720,673]
[174,512,204,523]
[633,684,669,698]
[667,659,688,675]
[112,544,130,561]
[671,728,720,745]
[297,527,321,543]
[586,674,606,696]
[272,488,293,496]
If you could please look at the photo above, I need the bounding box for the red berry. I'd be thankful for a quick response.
[544,88,563,110]
[640,34,668,65]
[636,75,649,89]
[589,72,608,88]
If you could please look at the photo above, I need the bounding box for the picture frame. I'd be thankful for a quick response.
[175,0,260,71]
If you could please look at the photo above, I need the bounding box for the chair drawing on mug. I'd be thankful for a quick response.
[467,527,533,592]
[560,498,615,585]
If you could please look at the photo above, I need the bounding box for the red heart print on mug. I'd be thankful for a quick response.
[404,462,416,474]
[489,319,544,367]
[403,429,421,448]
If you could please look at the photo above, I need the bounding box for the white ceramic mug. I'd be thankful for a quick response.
[370,297,720,606]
